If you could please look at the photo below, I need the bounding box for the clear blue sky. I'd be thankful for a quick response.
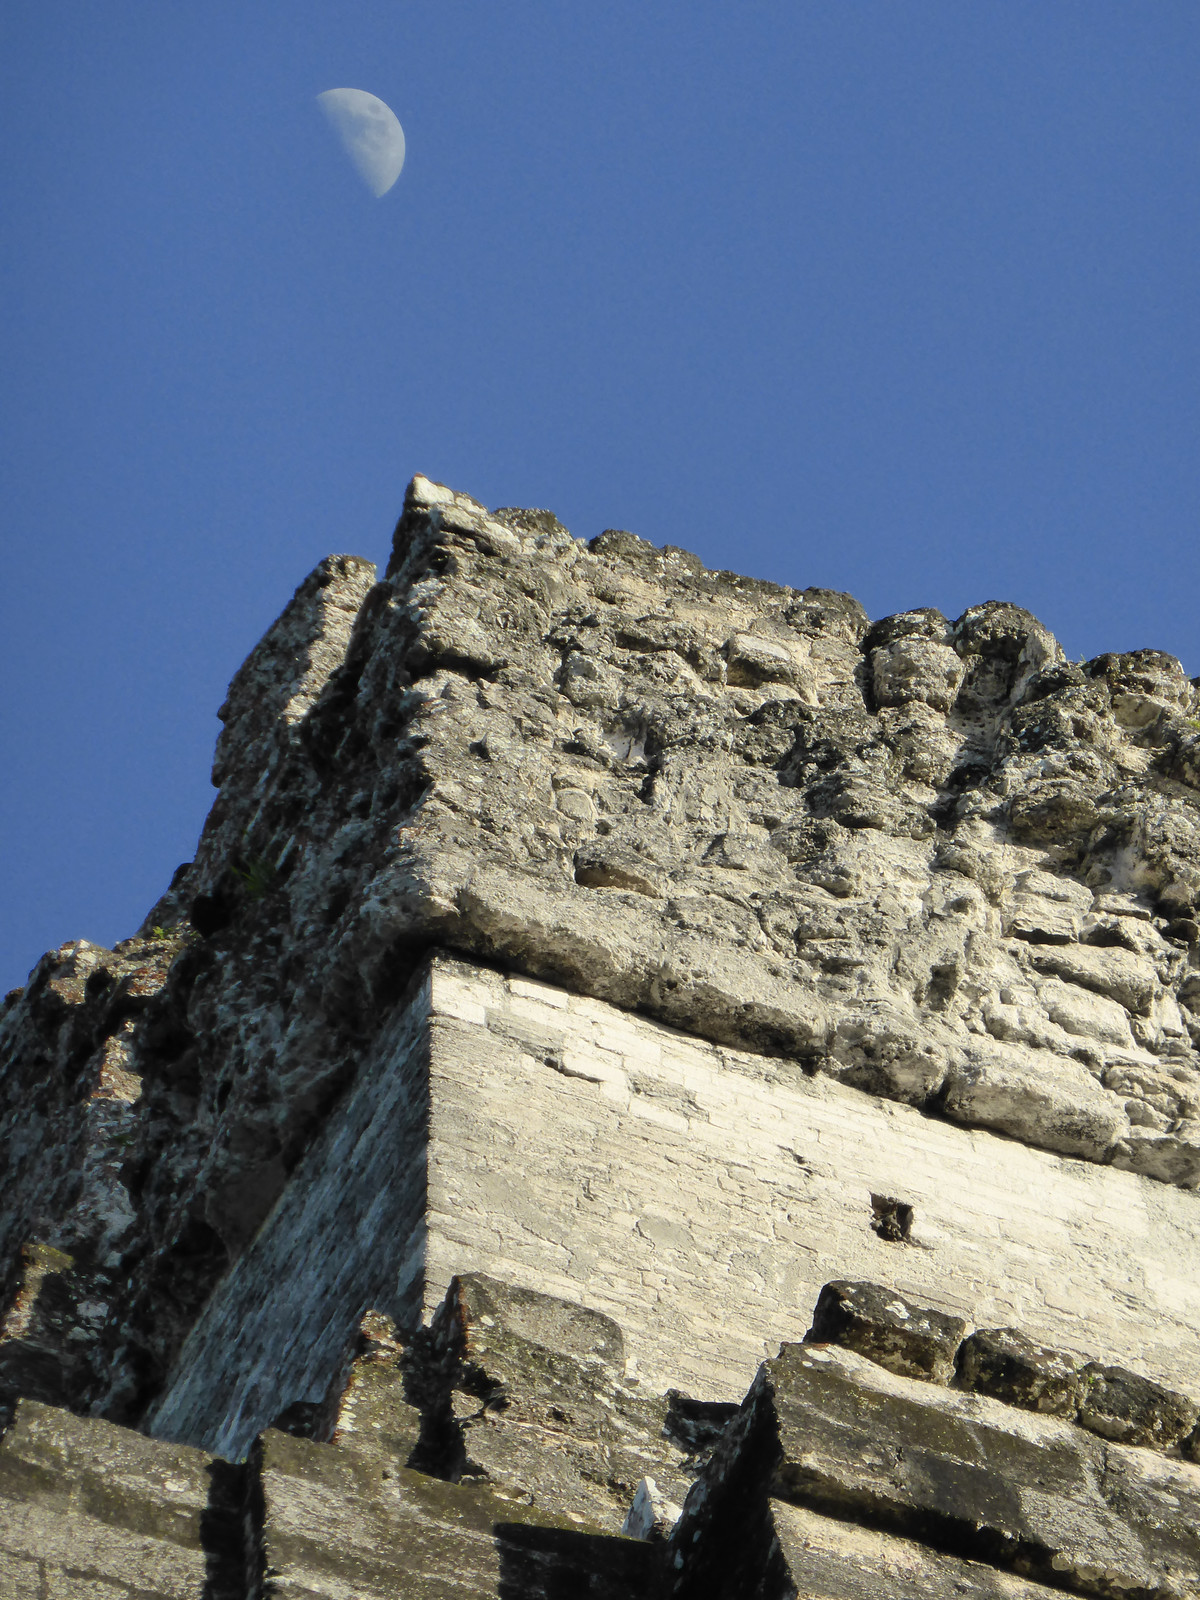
[2,2,1197,994]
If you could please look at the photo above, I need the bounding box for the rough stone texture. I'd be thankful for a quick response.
[252,1427,659,1600]
[0,1387,661,1600]
[1076,1362,1200,1451]
[404,1272,698,1532]
[804,1278,969,1383]
[770,1500,1077,1600]
[0,1398,243,1598]
[324,1309,423,1465]
[143,976,433,1459]
[668,1341,1200,1600]
[4,474,1200,1593]
[955,1326,1087,1417]
[141,957,1200,1459]
[5,476,1200,1428]
[0,933,184,1421]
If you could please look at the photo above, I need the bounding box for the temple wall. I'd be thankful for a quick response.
[147,954,1200,1458]
[146,976,432,1458]
[425,959,1200,1401]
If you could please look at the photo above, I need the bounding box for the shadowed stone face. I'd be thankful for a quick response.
[955,1327,1086,1417]
[1076,1363,1200,1451]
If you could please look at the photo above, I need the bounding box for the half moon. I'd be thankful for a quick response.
[317,88,405,197]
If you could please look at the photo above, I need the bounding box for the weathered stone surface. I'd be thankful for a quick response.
[324,1308,423,1464]
[0,1242,92,1425]
[1076,1362,1200,1451]
[805,1279,968,1384]
[955,1327,1086,1417]
[770,1499,1077,1600]
[406,1273,697,1532]
[0,1398,244,1598]
[668,1341,1200,1599]
[144,958,1200,1455]
[0,932,181,1419]
[5,474,1200,1595]
[6,473,1200,1433]
[941,1041,1128,1160]
[253,1427,659,1600]
[143,971,432,1458]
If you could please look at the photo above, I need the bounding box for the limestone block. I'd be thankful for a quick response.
[253,1429,659,1599]
[327,1311,422,1466]
[1039,979,1133,1045]
[560,649,621,709]
[724,630,814,695]
[1113,1122,1200,1188]
[942,1042,1127,1159]
[1029,942,1159,1015]
[1076,1362,1200,1451]
[872,636,965,711]
[1004,869,1092,945]
[0,1399,241,1598]
[805,1280,968,1384]
[668,1343,1200,1600]
[954,1326,1086,1417]
[415,1273,694,1531]
[769,1500,1075,1600]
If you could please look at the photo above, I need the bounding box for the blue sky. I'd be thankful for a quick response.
[2,2,1198,993]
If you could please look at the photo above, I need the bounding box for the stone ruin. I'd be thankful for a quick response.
[2,472,1200,1596]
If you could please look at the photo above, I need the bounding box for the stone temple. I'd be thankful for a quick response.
[2,473,1200,1596]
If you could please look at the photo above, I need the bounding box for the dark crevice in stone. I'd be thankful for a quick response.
[200,1456,250,1600]
[869,1194,914,1243]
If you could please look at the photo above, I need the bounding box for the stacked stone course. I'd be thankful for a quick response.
[1,474,1199,1595]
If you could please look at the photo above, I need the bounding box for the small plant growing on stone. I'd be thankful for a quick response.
[232,854,277,900]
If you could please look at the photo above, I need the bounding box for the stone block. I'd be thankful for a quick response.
[955,1327,1085,1417]
[412,1274,694,1530]
[327,1310,422,1466]
[770,1499,1074,1599]
[872,636,965,712]
[668,1342,1200,1600]
[254,1428,659,1599]
[941,1043,1127,1159]
[0,1399,243,1599]
[805,1280,968,1384]
[1027,943,1159,1015]
[1076,1362,1200,1451]
[121,956,1200,1464]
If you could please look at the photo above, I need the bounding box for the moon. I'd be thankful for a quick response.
[317,88,405,197]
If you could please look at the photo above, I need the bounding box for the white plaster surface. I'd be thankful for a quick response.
[424,959,1200,1403]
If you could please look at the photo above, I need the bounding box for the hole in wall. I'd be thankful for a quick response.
[870,1193,913,1243]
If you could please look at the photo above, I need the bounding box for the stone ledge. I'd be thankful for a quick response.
[804,1277,1200,1463]
[668,1341,1200,1599]
[0,1399,242,1597]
